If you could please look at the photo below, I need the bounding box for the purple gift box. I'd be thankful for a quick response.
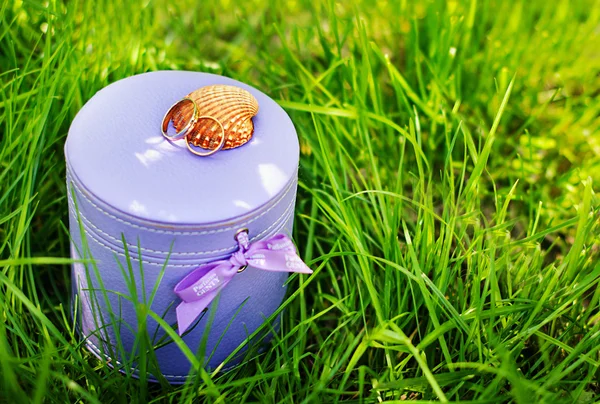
[65,71,304,382]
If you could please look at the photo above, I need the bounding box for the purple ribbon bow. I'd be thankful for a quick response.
[174,233,312,335]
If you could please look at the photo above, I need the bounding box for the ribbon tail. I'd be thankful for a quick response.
[176,289,220,336]
[246,234,313,274]
[259,259,313,274]
[290,261,313,274]
[248,250,313,274]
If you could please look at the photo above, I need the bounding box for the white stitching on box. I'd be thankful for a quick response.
[66,171,296,236]
[77,206,294,267]
[68,191,296,257]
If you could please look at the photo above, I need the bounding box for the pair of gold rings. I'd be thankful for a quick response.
[161,97,225,157]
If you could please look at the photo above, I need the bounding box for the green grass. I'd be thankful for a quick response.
[2,0,600,402]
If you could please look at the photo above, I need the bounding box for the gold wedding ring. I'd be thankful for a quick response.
[185,116,226,157]
[161,97,198,141]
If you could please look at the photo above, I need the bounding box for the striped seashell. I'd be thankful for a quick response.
[171,85,259,151]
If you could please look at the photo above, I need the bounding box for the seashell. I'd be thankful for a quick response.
[171,85,259,151]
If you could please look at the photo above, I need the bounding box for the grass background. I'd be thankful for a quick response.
[1,0,600,402]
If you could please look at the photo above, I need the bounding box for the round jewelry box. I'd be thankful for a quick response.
[65,71,302,382]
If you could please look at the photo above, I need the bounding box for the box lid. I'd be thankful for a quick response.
[65,71,299,226]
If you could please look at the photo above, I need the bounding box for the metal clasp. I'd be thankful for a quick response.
[234,228,249,272]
